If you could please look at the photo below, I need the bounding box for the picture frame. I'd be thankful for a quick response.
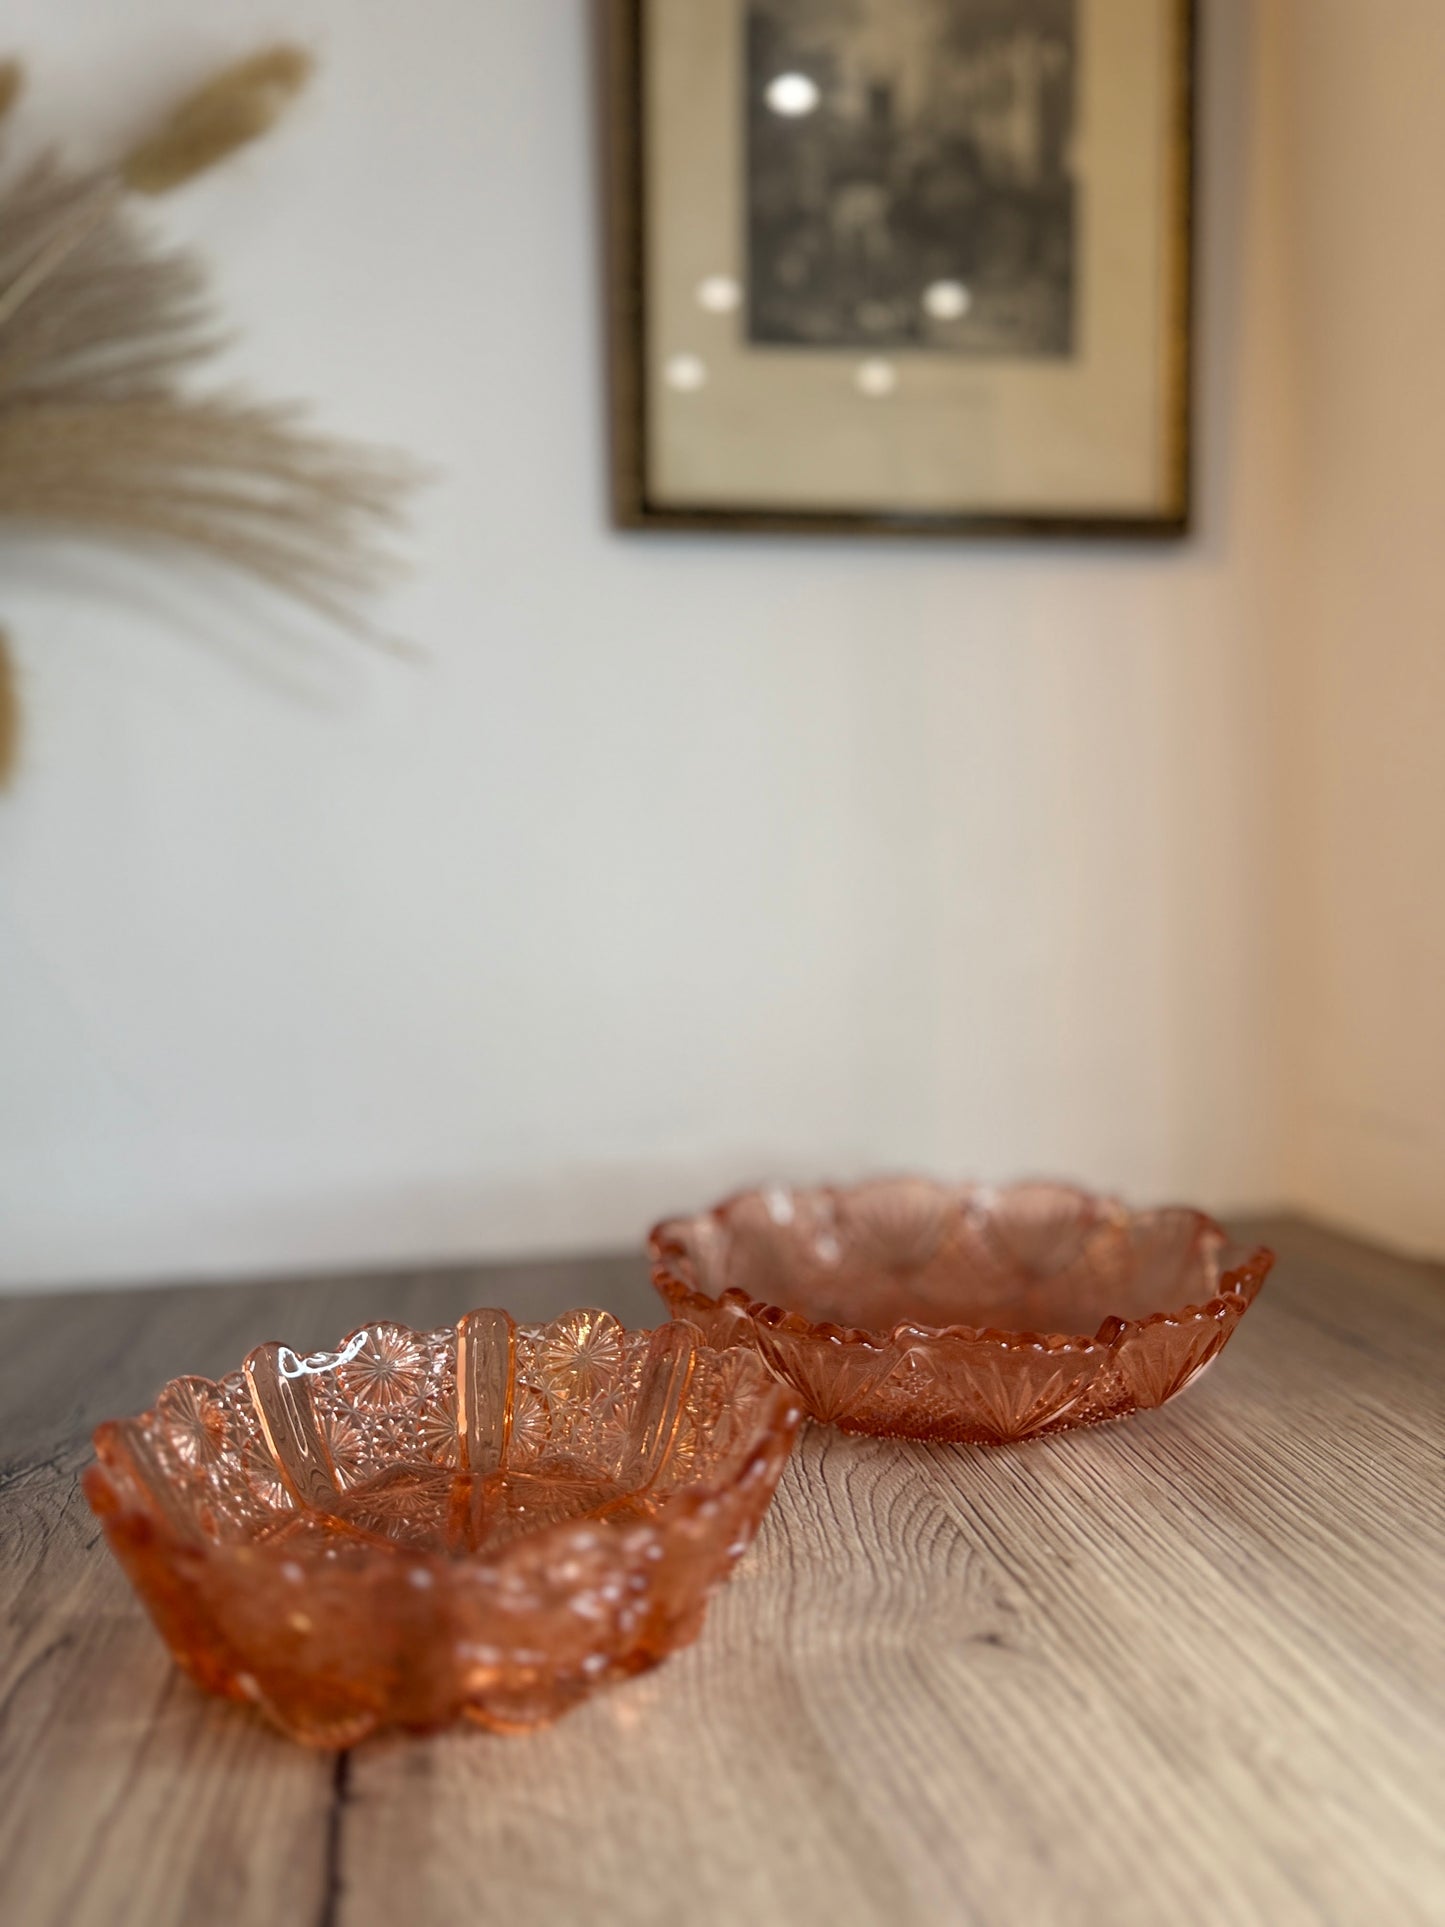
[605,0,1195,539]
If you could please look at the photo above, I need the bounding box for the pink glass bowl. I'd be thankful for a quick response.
[649,1181,1273,1443]
[84,1309,800,1745]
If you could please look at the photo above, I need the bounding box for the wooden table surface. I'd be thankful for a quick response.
[2,1216,1442,1926]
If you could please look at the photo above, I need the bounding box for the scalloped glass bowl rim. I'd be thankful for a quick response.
[85,1311,802,1574]
[648,1181,1275,1359]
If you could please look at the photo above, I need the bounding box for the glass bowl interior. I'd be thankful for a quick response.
[653,1179,1266,1341]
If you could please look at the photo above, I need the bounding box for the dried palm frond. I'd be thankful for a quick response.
[0,45,419,789]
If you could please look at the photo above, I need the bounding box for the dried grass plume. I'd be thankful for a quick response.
[0,44,418,788]
[121,45,314,195]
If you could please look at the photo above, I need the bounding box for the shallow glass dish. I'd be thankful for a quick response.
[650,1181,1273,1443]
[85,1308,800,1745]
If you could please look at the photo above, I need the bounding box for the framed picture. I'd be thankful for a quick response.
[605,0,1195,538]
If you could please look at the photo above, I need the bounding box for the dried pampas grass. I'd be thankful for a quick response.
[0,155,415,627]
[0,44,418,790]
[120,45,314,195]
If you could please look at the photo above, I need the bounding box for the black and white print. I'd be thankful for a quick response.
[746,0,1077,356]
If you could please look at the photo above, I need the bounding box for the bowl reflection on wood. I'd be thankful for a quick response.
[649,1181,1273,1443]
[84,1309,800,1746]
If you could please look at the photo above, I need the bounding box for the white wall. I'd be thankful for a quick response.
[1272,0,1445,1255]
[0,0,1290,1288]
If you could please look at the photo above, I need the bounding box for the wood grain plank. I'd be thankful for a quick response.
[0,1450,334,1927]
[1,1223,1441,1926]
